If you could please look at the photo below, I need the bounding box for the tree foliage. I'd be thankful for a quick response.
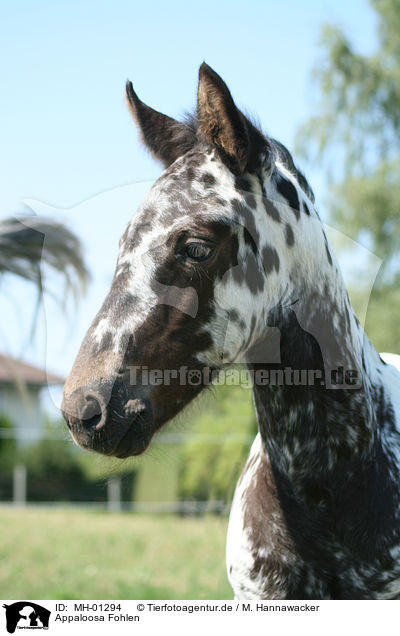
[297,0,400,175]
[297,0,400,351]
[0,413,17,470]
[178,384,257,503]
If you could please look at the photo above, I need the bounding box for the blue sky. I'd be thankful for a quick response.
[0,0,378,407]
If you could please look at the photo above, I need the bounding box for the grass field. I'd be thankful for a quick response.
[0,506,232,599]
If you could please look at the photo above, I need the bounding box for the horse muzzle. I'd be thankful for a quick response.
[61,380,154,458]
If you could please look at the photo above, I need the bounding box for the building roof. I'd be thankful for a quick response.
[0,354,64,387]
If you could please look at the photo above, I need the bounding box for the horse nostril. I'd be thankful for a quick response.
[83,412,103,431]
[80,393,106,431]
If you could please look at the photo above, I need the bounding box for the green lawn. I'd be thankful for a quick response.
[0,506,232,599]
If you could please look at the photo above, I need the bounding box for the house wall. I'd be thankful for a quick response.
[0,384,44,446]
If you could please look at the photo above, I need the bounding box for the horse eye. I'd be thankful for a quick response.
[184,242,212,261]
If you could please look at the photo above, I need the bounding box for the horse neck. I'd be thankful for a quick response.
[246,170,384,496]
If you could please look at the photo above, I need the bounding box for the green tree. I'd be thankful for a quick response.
[296,0,400,352]
[178,384,257,504]
[20,436,135,502]
[0,413,17,469]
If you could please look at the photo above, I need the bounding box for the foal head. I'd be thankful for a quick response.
[62,63,321,458]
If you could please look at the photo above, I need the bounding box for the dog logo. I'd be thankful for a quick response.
[2,602,50,633]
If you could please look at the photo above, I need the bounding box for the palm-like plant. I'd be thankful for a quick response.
[0,215,89,303]
[0,214,89,396]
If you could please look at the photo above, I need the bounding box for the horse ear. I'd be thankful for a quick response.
[126,80,196,167]
[197,63,267,175]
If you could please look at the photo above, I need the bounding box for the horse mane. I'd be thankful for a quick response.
[269,138,315,203]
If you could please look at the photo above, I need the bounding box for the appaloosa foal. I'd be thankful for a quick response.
[62,64,400,599]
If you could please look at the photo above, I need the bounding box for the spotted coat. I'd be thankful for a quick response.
[62,64,400,599]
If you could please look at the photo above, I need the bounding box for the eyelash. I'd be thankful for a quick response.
[184,242,213,262]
